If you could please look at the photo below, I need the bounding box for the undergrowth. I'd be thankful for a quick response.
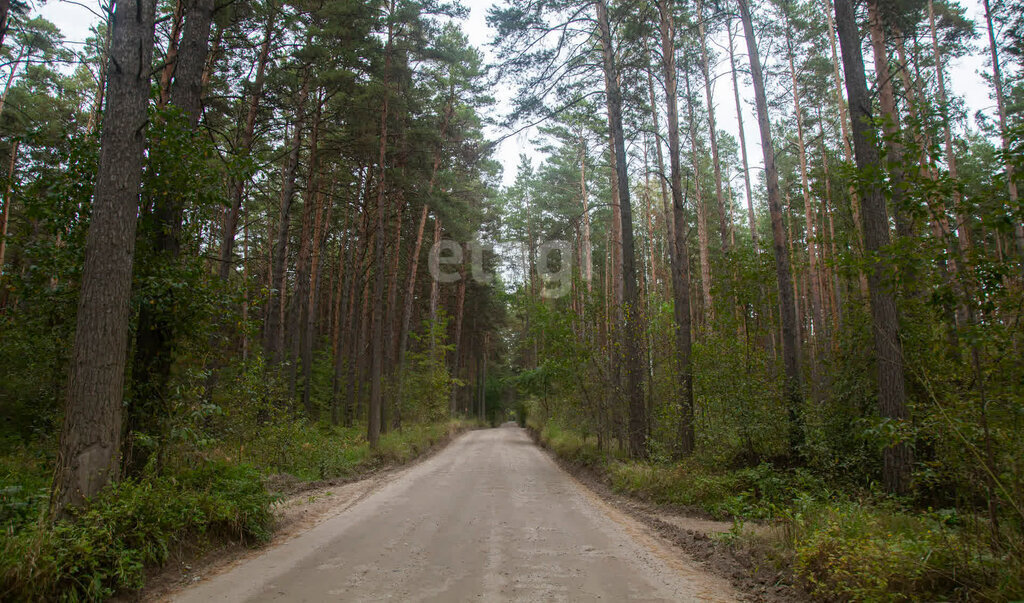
[536,418,1024,602]
[0,418,470,600]
[1,460,272,601]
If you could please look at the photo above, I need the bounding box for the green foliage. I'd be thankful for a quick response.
[401,317,459,423]
[0,461,273,601]
[537,419,1024,601]
[240,420,463,483]
[0,443,50,534]
[788,502,1023,601]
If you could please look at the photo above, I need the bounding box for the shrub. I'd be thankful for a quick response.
[0,460,272,601]
[789,502,1022,601]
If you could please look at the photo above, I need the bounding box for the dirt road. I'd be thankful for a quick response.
[175,426,737,602]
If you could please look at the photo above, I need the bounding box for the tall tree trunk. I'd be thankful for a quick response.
[596,0,645,458]
[264,76,310,364]
[737,0,803,452]
[124,0,215,475]
[429,216,442,323]
[369,10,395,448]
[818,118,843,337]
[658,0,694,455]
[727,21,758,252]
[647,68,675,257]
[579,130,594,290]
[449,246,467,415]
[685,67,714,325]
[51,0,157,516]
[822,0,869,297]
[302,177,331,416]
[384,189,405,430]
[0,141,17,279]
[397,85,454,393]
[834,0,911,495]
[983,0,1024,260]
[241,203,250,361]
[928,0,971,263]
[86,4,114,134]
[399,205,429,363]
[264,75,310,362]
[344,198,372,426]
[867,1,911,240]
[330,183,357,425]
[785,27,824,350]
[697,0,729,253]
[289,99,322,401]
[157,0,184,108]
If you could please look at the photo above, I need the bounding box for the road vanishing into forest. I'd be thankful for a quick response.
[174,426,737,602]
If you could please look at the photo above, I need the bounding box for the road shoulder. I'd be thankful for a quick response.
[129,427,474,602]
[529,429,809,603]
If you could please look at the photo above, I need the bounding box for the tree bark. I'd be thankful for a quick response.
[580,130,593,290]
[737,0,803,452]
[727,21,758,253]
[696,0,729,253]
[867,0,911,240]
[785,25,824,347]
[302,176,331,416]
[264,75,310,362]
[821,0,869,297]
[288,99,322,401]
[684,67,714,325]
[596,0,646,458]
[928,0,971,263]
[157,0,184,108]
[52,0,157,516]
[0,140,18,279]
[658,0,694,455]
[369,9,395,448]
[983,0,1024,260]
[834,0,911,495]
[449,246,467,415]
[125,0,216,475]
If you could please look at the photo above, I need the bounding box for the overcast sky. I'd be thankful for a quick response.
[36,0,996,187]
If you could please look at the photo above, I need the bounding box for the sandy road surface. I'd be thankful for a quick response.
[175,426,737,602]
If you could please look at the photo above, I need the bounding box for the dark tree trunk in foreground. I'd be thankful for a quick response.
[52,0,157,516]
[596,0,646,458]
[737,0,804,453]
[834,0,911,495]
[125,0,217,475]
[658,0,694,455]
[369,14,394,448]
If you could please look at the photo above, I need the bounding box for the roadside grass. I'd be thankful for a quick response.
[228,420,468,482]
[0,418,472,600]
[535,419,1023,602]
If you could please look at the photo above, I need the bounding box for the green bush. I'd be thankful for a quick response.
[540,420,613,467]
[243,419,464,483]
[789,502,1022,601]
[604,459,830,520]
[540,418,1024,601]
[0,443,51,534]
[0,460,273,601]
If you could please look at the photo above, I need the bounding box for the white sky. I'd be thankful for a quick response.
[36,0,997,187]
